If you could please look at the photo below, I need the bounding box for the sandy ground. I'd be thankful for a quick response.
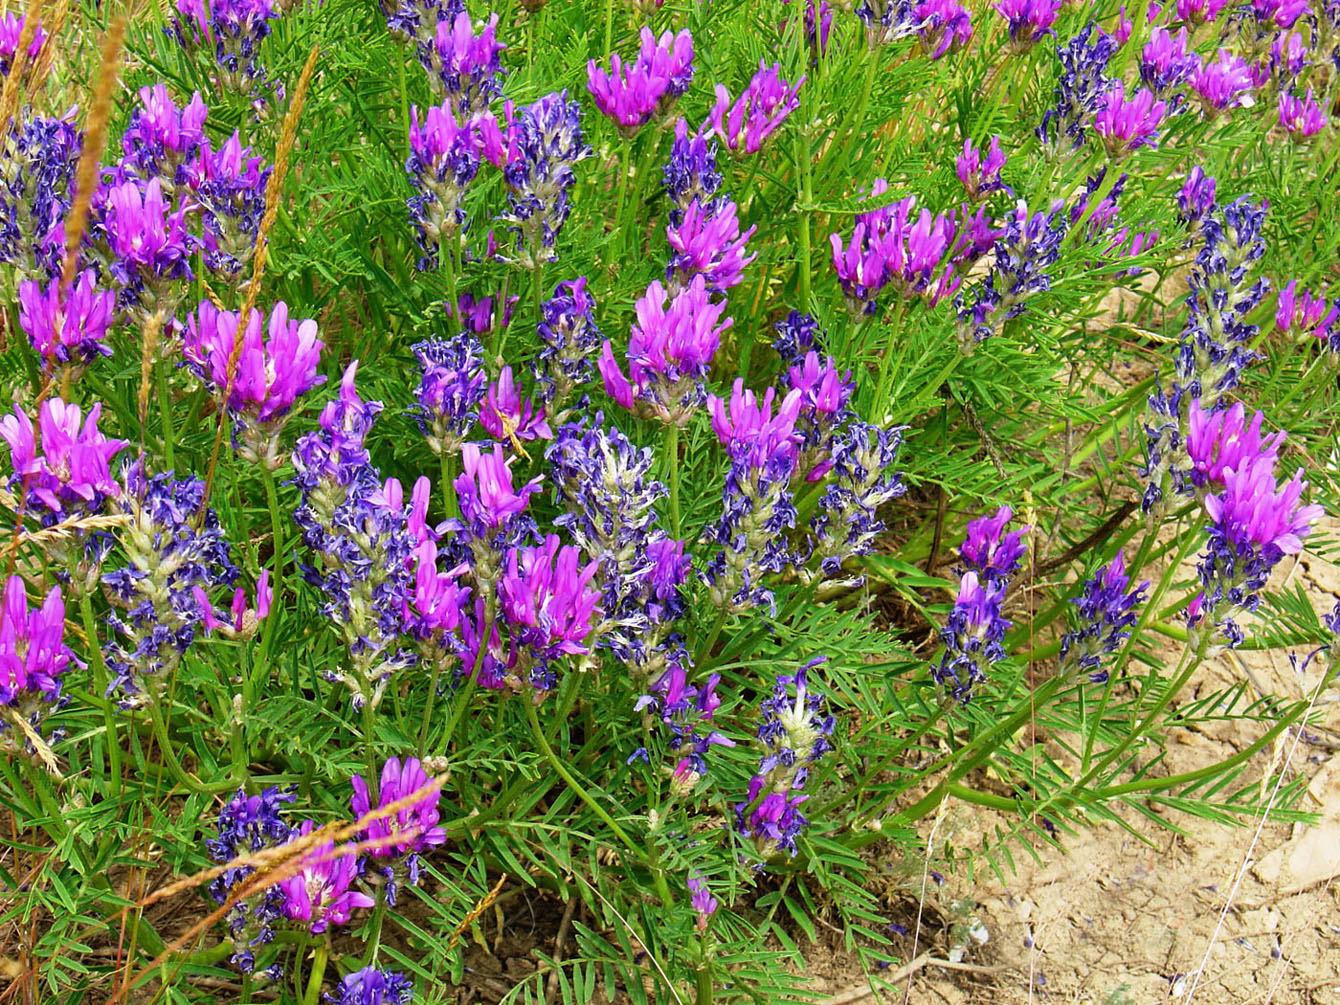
[817,528,1340,1004]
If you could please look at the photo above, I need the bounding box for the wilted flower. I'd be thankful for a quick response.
[936,571,1009,703]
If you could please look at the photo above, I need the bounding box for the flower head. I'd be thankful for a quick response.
[18,271,116,366]
[1275,280,1338,347]
[279,822,376,934]
[936,572,1009,702]
[956,136,1007,200]
[994,0,1061,48]
[586,28,693,134]
[425,10,505,115]
[0,400,127,518]
[1278,89,1327,138]
[535,277,602,406]
[0,578,72,754]
[1093,82,1166,156]
[1059,554,1149,682]
[480,366,552,444]
[703,61,803,156]
[498,534,601,688]
[411,332,487,455]
[1186,400,1283,489]
[960,505,1029,585]
[1191,50,1255,113]
[326,968,415,1005]
[351,756,444,900]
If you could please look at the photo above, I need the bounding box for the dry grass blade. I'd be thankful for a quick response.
[201,43,321,507]
[447,872,508,951]
[0,0,45,134]
[25,0,69,96]
[19,513,129,549]
[2,707,61,775]
[60,13,128,293]
[136,307,167,442]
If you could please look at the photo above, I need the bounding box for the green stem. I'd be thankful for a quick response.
[146,696,206,795]
[156,361,176,473]
[438,664,480,755]
[695,959,714,1005]
[362,699,381,804]
[79,591,122,798]
[795,100,813,311]
[439,450,457,520]
[613,136,633,250]
[418,659,443,759]
[524,697,642,860]
[363,900,388,966]
[254,466,286,694]
[694,608,727,667]
[398,54,410,157]
[602,0,614,55]
[301,939,329,1005]
[872,299,909,408]
[665,424,682,539]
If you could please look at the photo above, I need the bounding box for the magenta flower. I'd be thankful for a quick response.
[993,0,1061,48]
[351,756,445,897]
[956,136,1007,199]
[1205,458,1321,558]
[405,539,470,639]
[1252,0,1308,29]
[708,380,804,472]
[598,276,731,424]
[0,576,71,716]
[454,442,543,535]
[1174,0,1228,22]
[0,12,47,76]
[195,571,272,638]
[427,11,505,115]
[687,874,718,931]
[665,197,757,293]
[406,103,504,249]
[184,300,325,422]
[1139,27,1201,95]
[960,505,1029,585]
[1093,82,1166,155]
[498,534,601,688]
[97,177,195,309]
[0,400,127,517]
[915,0,973,59]
[586,28,693,134]
[1186,401,1284,489]
[829,187,958,314]
[479,366,552,443]
[278,822,375,934]
[1278,88,1327,138]
[120,84,208,179]
[1190,50,1255,113]
[703,61,804,156]
[1276,280,1338,345]
[18,271,116,366]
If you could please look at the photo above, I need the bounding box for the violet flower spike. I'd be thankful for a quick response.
[703,61,804,156]
[994,0,1061,49]
[687,875,718,931]
[424,10,505,115]
[350,756,445,901]
[936,571,1009,703]
[1058,553,1149,683]
[327,968,415,1005]
[959,505,1029,586]
[915,0,973,60]
[0,12,47,77]
[665,197,757,294]
[497,534,601,689]
[1190,50,1256,114]
[1185,400,1283,490]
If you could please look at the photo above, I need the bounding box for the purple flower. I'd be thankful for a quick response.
[168,0,280,90]
[479,366,553,444]
[1278,89,1327,138]
[454,442,543,539]
[599,276,731,425]
[786,351,854,477]
[18,270,116,367]
[380,0,462,44]
[411,332,487,455]
[196,570,272,640]
[292,364,417,709]
[856,0,920,48]
[547,416,685,670]
[703,61,804,156]
[1186,400,1283,489]
[994,0,1062,48]
[1195,452,1322,646]
[808,421,905,579]
[404,538,470,643]
[0,577,72,753]
[587,28,693,134]
[960,505,1029,585]
[709,381,803,473]
[0,12,47,77]
[102,467,238,701]
[326,968,415,1005]
[662,118,722,216]
[0,113,80,282]
[936,572,1009,703]
[1276,280,1338,347]
[95,177,195,312]
[206,785,296,974]
[956,136,1007,200]
[666,197,757,294]
[406,103,504,261]
[119,85,208,184]
[735,664,833,858]
[1059,554,1149,682]
[1190,50,1255,113]
[1252,0,1308,29]
[423,10,505,115]
[0,400,127,518]
[1037,23,1121,151]
[1269,31,1307,81]
[1174,0,1227,22]
[1093,83,1166,155]
[498,534,601,689]
[916,0,973,59]
[279,822,376,934]
[183,300,325,466]
[785,0,833,55]
[534,277,602,407]
[772,310,824,363]
[634,662,732,785]
[191,131,271,275]
[1176,167,1216,227]
[351,756,445,900]
[687,875,718,930]
[1140,27,1201,96]
[497,91,591,269]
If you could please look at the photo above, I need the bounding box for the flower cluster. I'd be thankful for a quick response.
[587,28,694,134]
[18,271,115,369]
[411,332,488,455]
[183,300,325,468]
[496,534,601,690]
[736,664,834,858]
[423,10,505,115]
[0,577,72,757]
[102,467,240,702]
[0,12,46,78]
[634,663,732,793]
[350,756,446,903]
[168,0,281,92]
[703,61,803,156]
[291,364,417,709]
[534,277,602,410]
[405,102,504,261]
[1058,554,1149,682]
[1276,280,1338,349]
[1037,23,1121,152]
[0,113,81,282]
[280,821,377,934]
[498,92,591,269]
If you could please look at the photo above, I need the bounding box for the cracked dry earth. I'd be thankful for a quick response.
[813,527,1340,1005]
